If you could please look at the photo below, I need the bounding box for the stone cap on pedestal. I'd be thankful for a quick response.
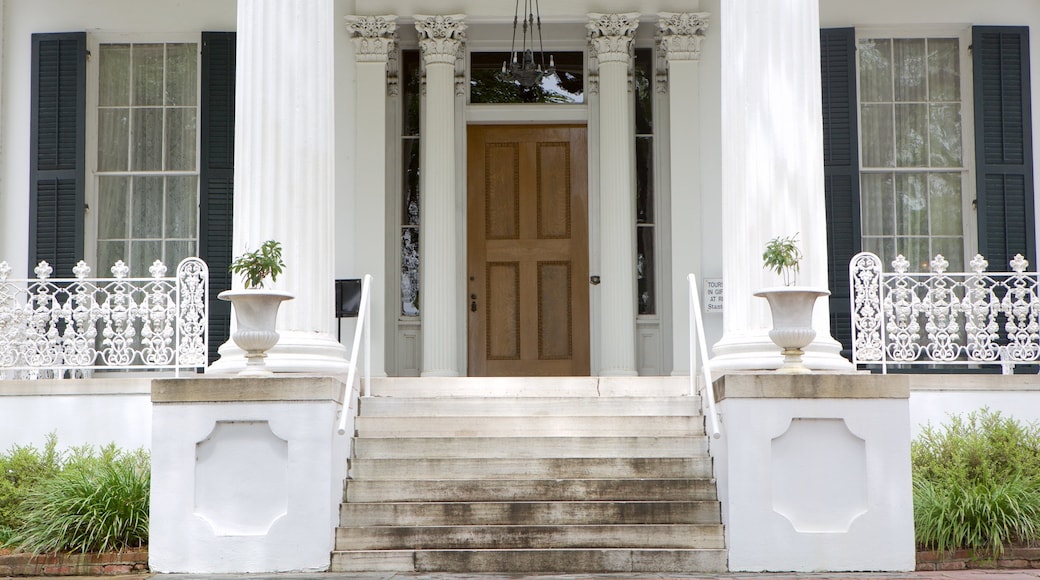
[152,376,345,404]
[713,372,909,402]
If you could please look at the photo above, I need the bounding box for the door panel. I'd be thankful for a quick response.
[468,125,589,376]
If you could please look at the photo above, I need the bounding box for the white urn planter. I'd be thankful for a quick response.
[218,289,294,376]
[754,286,830,374]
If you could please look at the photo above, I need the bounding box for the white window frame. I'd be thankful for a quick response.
[84,32,202,273]
[854,26,978,271]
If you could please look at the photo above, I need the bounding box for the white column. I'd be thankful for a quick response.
[711,0,852,371]
[210,0,349,375]
[660,12,710,376]
[588,13,639,376]
[344,15,397,378]
[416,15,466,377]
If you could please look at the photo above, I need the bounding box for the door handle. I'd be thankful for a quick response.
[470,293,477,312]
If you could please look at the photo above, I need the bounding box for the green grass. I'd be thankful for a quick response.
[0,439,149,554]
[912,408,1040,557]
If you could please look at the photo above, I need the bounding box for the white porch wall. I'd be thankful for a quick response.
[820,0,1040,270]
[0,0,236,277]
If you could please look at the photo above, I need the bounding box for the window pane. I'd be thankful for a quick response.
[132,176,164,238]
[893,39,926,102]
[634,48,653,134]
[165,43,198,106]
[130,240,163,277]
[636,136,653,224]
[401,227,420,316]
[402,138,420,225]
[165,240,197,268]
[165,175,198,238]
[97,108,130,171]
[637,227,655,315]
[132,44,164,106]
[860,104,894,167]
[895,103,927,167]
[929,173,963,236]
[932,237,964,272]
[131,108,164,171]
[99,44,130,107]
[929,104,962,167]
[469,52,584,104]
[895,173,927,236]
[898,237,930,272]
[97,176,129,239]
[861,173,894,236]
[858,38,892,103]
[402,50,421,136]
[927,38,960,102]
[165,108,197,171]
[97,241,127,272]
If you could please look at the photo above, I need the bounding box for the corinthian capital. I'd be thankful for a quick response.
[345,15,399,63]
[414,14,467,65]
[657,12,710,61]
[587,13,640,64]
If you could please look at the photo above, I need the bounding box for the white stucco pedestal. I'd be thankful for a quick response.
[149,376,352,573]
[713,373,914,572]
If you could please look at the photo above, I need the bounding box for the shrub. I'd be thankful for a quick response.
[0,435,62,542]
[3,443,149,554]
[912,408,1040,556]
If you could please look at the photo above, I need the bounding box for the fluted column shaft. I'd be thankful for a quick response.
[345,15,398,378]
[660,13,710,376]
[211,0,349,374]
[589,13,639,376]
[416,15,466,377]
[711,0,851,371]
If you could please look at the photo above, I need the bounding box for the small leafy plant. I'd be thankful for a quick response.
[229,240,285,289]
[762,234,802,286]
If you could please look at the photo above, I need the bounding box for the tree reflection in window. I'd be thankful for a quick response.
[470,52,584,104]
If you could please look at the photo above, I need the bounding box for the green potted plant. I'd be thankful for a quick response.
[754,234,829,373]
[218,240,294,376]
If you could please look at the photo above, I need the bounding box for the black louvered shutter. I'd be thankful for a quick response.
[821,28,861,360]
[199,32,236,364]
[973,26,1035,270]
[29,33,86,277]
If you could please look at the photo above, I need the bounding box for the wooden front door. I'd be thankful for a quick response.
[467,125,590,376]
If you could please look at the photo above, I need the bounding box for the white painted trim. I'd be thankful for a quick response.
[466,104,588,124]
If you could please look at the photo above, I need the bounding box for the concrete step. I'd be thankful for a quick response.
[344,478,718,503]
[368,376,692,398]
[353,436,708,458]
[354,415,704,437]
[335,524,724,550]
[359,396,701,417]
[347,457,712,480]
[339,501,721,526]
[330,548,728,573]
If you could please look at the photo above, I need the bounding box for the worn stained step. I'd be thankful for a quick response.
[359,396,701,417]
[367,376,692,398]
[347,457,712,480]
[336,524,724,550]
[331,548,729,574]
[344,478,718,503]
[353,436,708,458]
[339,501,721,526]
[355,415,705,437]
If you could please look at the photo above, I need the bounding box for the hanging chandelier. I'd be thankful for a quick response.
[500,0,555,88]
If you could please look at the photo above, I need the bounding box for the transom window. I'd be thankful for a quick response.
[857,35,971,272]
[94,41,199,276]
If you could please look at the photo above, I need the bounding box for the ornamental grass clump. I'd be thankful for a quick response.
[0,435,62,544]
[3,443,149,554]
[912,408,1040,557]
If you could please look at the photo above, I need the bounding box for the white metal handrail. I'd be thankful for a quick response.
[851,251,1040,374]
[688,273,721,439]
[337,274,372,435]
[0,258,208,378]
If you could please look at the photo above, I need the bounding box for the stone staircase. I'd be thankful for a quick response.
[330,377,727,573]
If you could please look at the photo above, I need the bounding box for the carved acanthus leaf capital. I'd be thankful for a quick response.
[657,12,710,62]
[586,12,639,64]
[415,14,467,65]
[345,15,399,63]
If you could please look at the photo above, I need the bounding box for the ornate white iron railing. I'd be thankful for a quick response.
[0,258,208,378]
[850,251,1039,374]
